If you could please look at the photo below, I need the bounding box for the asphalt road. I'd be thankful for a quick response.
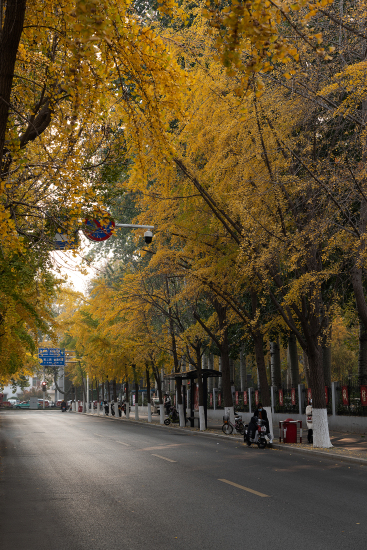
[1,411,366,550]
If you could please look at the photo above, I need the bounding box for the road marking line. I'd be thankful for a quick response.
[139,444,184,451]
[218,479,269,497]
[115,441,131,446]
[152,454,177,463]
[94,433,103,437]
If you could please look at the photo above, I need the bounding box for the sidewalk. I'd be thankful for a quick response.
[87,409,367,466]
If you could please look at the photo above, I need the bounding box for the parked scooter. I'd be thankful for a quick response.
[244,418,272,449]
[164,406,179,425]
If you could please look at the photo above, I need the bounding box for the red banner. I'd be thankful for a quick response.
[255,390,259,406]
[210,393,213,407]
[235,391,239,405]
[361,386,367,406]
[243,391,248,405]
[307,388,312,404]
[279,389,284,406]
[325,386,329,405]
[218,393,221,407]
[342,386,349,406]
[291,388,296,406]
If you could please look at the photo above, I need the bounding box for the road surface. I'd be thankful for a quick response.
[0,410,366,549]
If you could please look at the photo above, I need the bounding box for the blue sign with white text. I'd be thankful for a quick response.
[38,348,65,366]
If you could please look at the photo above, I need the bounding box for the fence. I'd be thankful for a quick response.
[134,379,367,418]
[337,377,367,417]
[274,387,299,415]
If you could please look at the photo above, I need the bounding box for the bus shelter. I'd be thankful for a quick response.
[164,369,222,429]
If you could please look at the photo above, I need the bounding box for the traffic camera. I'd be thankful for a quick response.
[144,230,153,244]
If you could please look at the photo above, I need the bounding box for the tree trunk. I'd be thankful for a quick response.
[322,321,332,387]
[307,343,332,448]
[220,336,233,409]
[146,364,152,422]
[302,350,311,386]
[112,379,117,402]
[253,331,271,407]
[135,380,139,419]
[288,334,299,387]
[192,346,205,430]
[107,379,110,402]
[322,345,332,388]
[240,345,246,391]
[358,319,367,385]
[165,277,183,406]
[152,366,163,405]
[0,0,27,167]
[270,339,281,387]
[125,379,129,418]
[218,357,222,390]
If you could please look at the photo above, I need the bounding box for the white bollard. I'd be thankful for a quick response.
[160,403,165,424]
[178,403,185,427]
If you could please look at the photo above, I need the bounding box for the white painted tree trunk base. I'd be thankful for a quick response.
[126,404,130,419]
[135,404,139,420]
[178,403,185,427]
[313,408,333,448]
[108,403,112,416]
[199,405,205,431]
[147,403,152,423]
[159,404,165,424]
[264,407,274,441]
[114,402,118,417]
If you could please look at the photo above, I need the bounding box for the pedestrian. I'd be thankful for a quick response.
[164,393,171,415]
[306,399,313,444]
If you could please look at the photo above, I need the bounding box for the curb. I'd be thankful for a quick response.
[270,442,367,466]
[80,412,367,466]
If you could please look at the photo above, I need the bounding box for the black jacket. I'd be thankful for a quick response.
[253,408,268,422]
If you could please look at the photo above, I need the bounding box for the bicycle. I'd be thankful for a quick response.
[222,413,245,435]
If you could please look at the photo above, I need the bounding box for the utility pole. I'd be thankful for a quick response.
[43,365,45,410]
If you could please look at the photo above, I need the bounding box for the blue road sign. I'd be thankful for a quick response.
[38,348,65,366]
[54,231,79,251]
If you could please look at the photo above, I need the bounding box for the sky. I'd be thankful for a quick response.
[50,234,102,294]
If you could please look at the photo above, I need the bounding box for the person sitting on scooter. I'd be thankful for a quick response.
[60,399,66,411]
[247,403,269,440]
[164,393,171,415]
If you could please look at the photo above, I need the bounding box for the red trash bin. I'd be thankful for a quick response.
[283,418,297,443]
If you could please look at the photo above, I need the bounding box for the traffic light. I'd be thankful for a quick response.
[41,381,47,392]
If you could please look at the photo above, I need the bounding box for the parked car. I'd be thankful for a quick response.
[15,401,30,409]
[15,401,44,409]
